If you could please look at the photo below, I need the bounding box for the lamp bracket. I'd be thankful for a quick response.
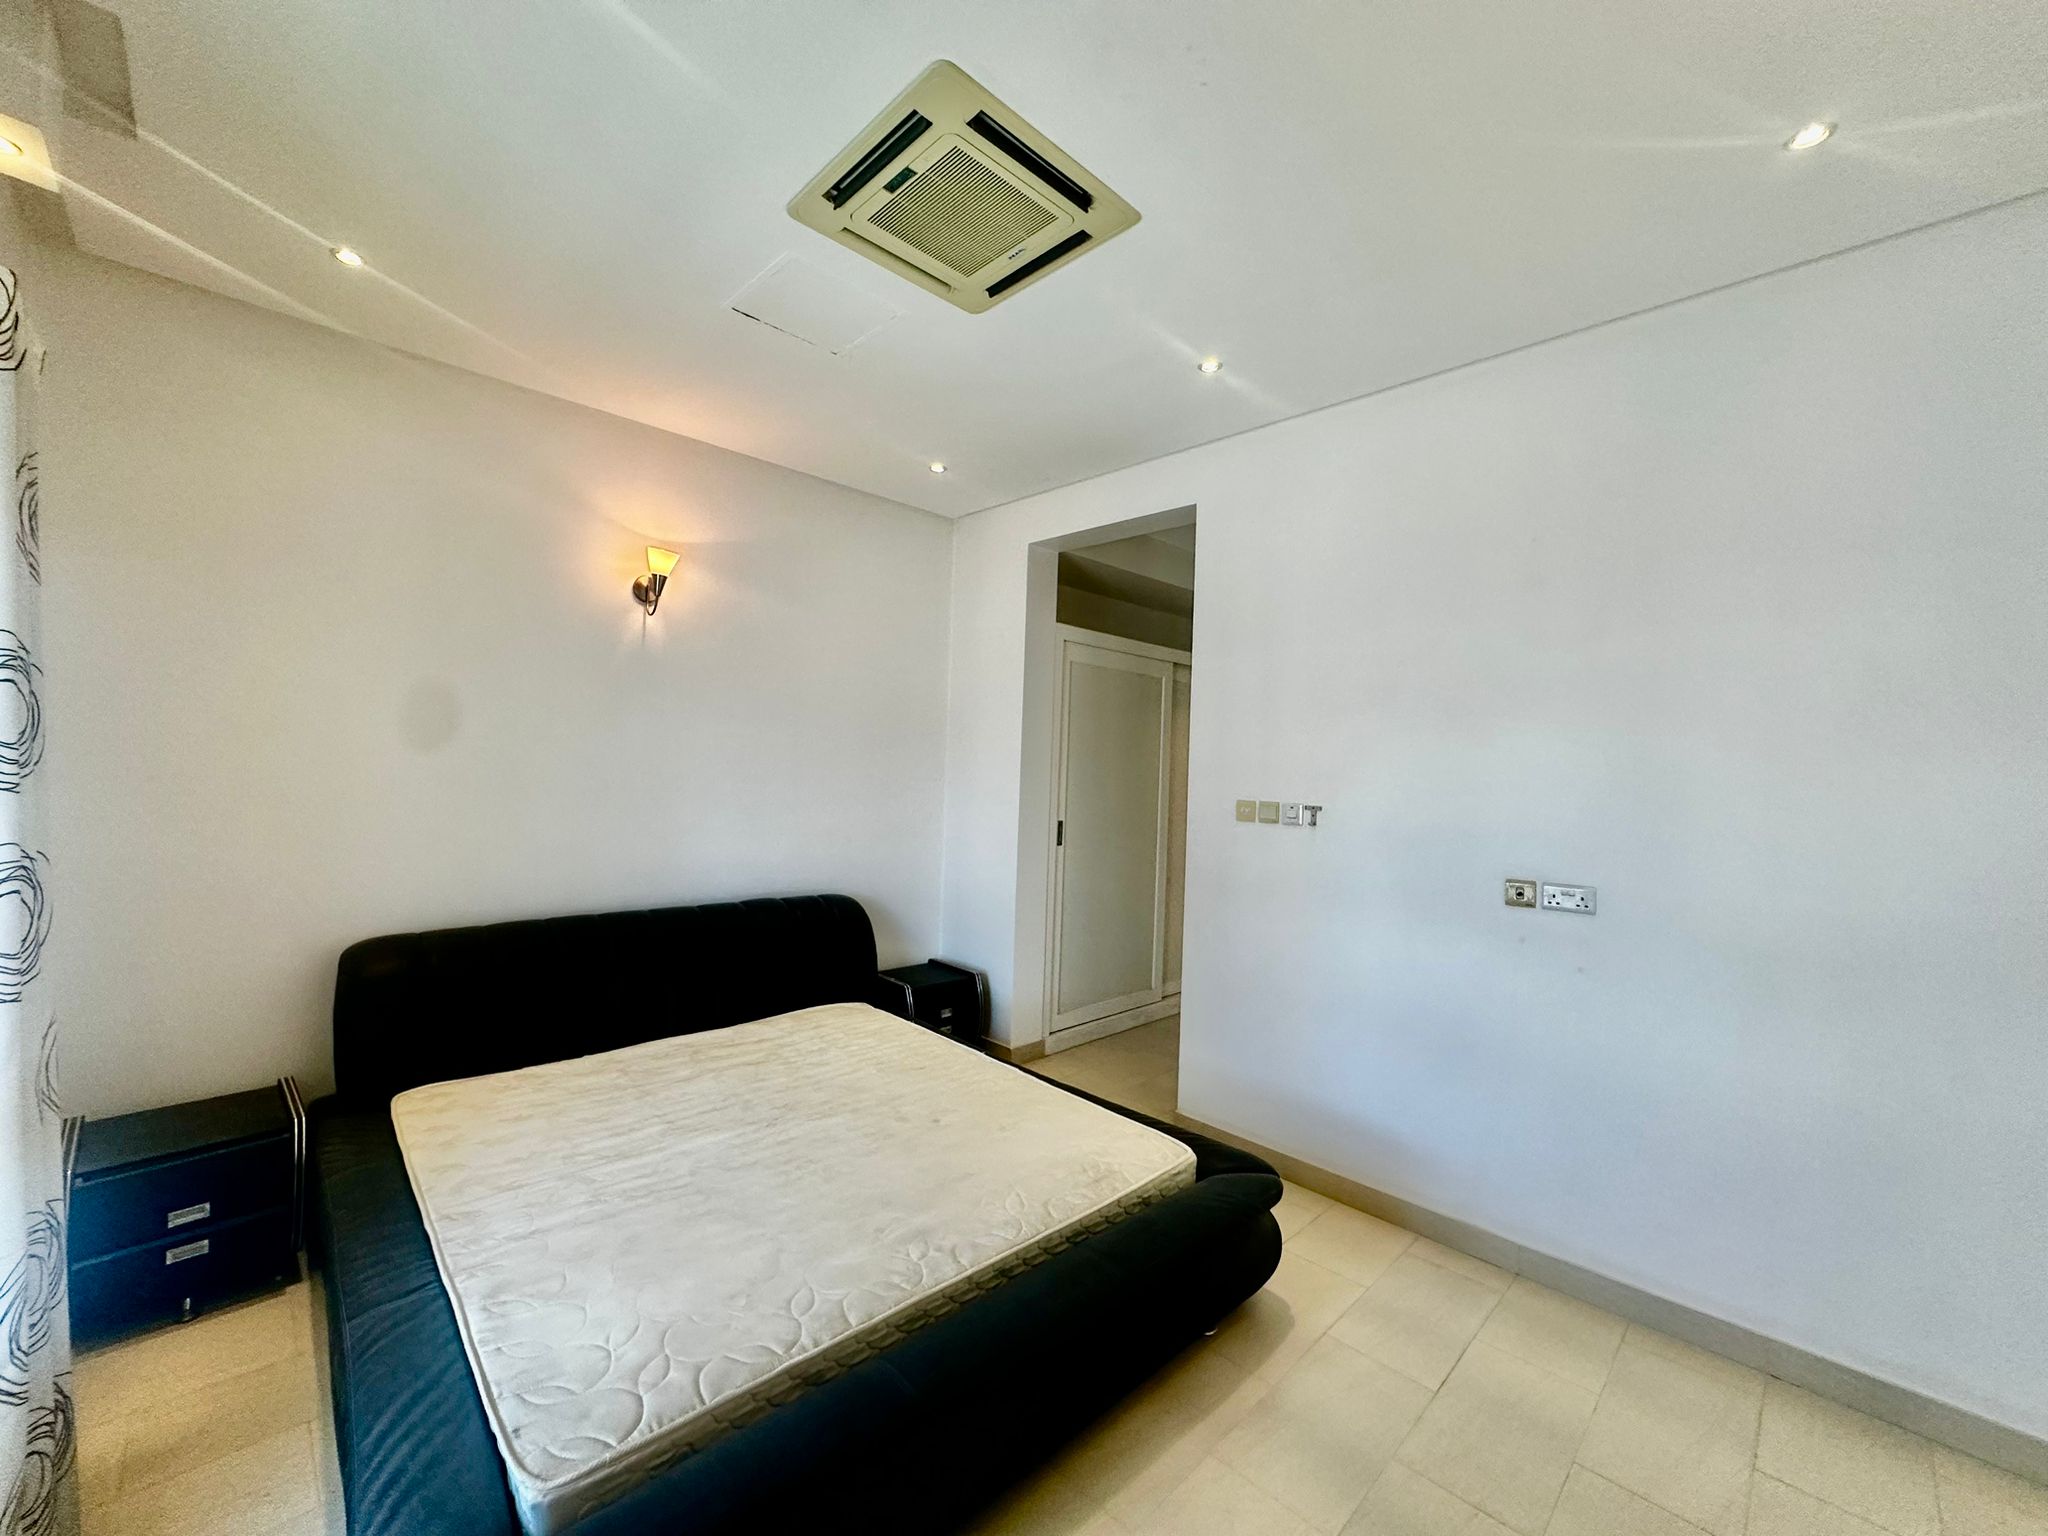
[632,572,668,615]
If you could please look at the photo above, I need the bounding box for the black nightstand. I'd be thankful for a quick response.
[68,1077,306,1344]
[873,959,988,1046]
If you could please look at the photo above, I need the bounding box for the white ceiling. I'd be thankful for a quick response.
[3,1,2045,517]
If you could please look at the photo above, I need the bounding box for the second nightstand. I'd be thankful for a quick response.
[873,959,988,1046]
[69,1077,306,1344]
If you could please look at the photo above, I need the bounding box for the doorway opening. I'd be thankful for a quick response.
[1021,514,1194,1119]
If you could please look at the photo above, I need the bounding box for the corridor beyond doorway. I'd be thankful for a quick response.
[1027,1014,1180,1122]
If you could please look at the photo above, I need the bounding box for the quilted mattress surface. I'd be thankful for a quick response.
[390,1002,1195,1535]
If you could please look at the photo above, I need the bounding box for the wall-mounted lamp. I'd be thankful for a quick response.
[632,547,680,615]
[0,113,58,192]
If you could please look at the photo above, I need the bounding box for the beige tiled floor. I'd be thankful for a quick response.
[74,1016,2048,1536]
[76,1279,343,1535]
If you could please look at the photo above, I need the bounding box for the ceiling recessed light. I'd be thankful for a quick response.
[330,245,365,268]
[1784,121,1834,151]
[0,138,21,158]
[1197,356,1223,375]
[928,461,947,474]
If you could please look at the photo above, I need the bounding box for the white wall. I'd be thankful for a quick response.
[3,236,952,1117]
[940,196,2048,1437]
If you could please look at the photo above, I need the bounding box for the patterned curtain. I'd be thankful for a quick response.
[0,265,74,1536]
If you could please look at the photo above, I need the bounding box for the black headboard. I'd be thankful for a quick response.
[332,894,880,1102]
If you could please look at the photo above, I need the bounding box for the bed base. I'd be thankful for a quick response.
[313,894,1281,1535]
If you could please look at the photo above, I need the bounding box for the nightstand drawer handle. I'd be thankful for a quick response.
[165,1239,210,1265]
[166,1202,211,1229]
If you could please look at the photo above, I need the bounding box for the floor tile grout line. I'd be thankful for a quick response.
[1930,1456,1956,1536]
[1574,1353,1747,1536]
[1537,1316,1635,1536]
[1744,1375,1769,1536]
[1275,1248,1361,1296]
[1411,1262,1506,1393]
[1402,1458,1525,1534]
[1467,1306,1627,1402]
[1313,1319,1445,1399]
[1566,1465,1721,1536]
[1599,1360,1955,1536]
[1403,1239,1509,1289]
[1441,1293,1617,1409]
[1284,1201,1340,1246]
[1915,1432,1944,1536]
[1216,1279,1426,1534]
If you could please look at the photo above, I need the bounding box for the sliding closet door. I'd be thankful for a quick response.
[1050,640,1172,1034]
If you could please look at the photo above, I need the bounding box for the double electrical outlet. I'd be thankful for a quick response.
[1236,799,1322,828]
[1506,879,1597,914]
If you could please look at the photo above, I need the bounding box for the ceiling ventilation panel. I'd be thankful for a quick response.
[789,61,1139,313]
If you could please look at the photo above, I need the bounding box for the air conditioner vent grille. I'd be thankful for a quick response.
[868,144,1058,278]
[966,110,1093,211]
[825,108,932,208]
[790,61,1139,312]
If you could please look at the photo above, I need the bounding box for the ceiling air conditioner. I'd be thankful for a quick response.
[788,60,1139,313]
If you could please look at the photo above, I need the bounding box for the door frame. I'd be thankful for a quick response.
[1043,624,1192,1052]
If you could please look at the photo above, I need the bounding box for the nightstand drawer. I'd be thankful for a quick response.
[70,1207,297,1344]
[909,978,978,1037]
[71,1134,294,1264]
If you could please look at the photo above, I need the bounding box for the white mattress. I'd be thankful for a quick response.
[390,1002,1195,1535]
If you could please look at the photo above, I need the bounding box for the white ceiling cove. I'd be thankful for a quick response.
[2,1,2045,516]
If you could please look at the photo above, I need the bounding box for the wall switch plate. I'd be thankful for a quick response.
[1541,883,1596,914]
[1280,802,1302,826]
[1235,799,1257,823]
[1504,879,1538,908]
[1257,800,1281,824]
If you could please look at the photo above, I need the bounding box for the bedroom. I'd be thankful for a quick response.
[0,2,2043,1534]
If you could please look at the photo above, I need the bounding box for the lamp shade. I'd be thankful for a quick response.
[646,546,680,577]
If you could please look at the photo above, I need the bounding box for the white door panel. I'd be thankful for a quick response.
[1051,641,1171,1033]
[1164,662,1191,995]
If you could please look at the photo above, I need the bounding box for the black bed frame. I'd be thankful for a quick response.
[310,894,1282,1535]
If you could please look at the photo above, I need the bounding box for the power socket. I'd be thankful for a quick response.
[1540,883,1596,914]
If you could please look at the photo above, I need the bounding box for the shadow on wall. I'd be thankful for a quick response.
[1055,531,1194,650]
[398,678,461,753]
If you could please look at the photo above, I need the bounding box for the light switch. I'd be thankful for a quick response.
[1281,802,1302,826]
[1235,799,1257,823]
[1257,801,1281,824]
